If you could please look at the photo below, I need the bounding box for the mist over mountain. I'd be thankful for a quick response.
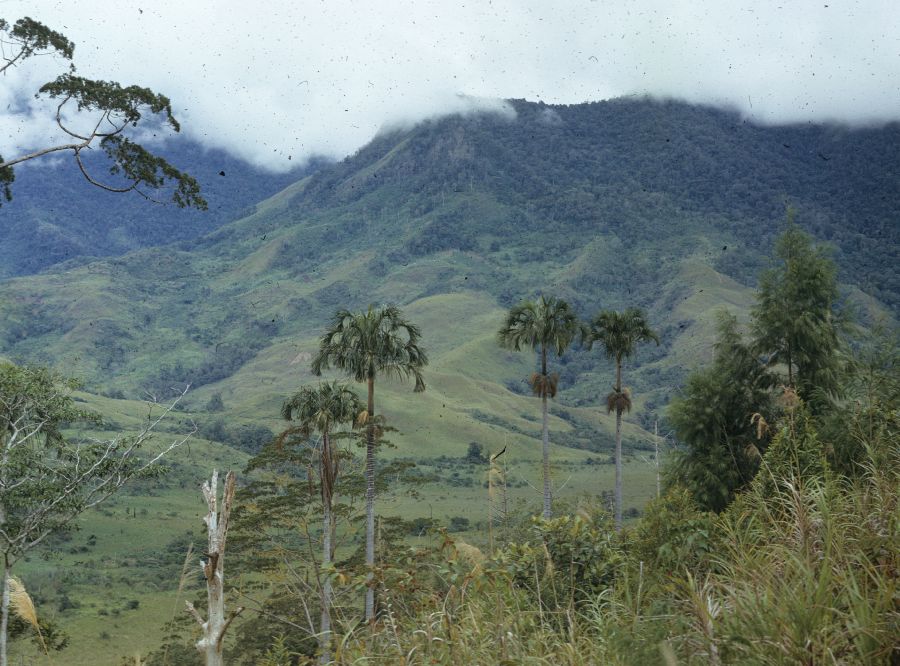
[0,140,323,278]
[0,97,897,450]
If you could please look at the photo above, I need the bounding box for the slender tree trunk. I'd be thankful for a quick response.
[364,376,376,624]
[541,346,551,519]
[614,359,623,530]
[320,433,333,665]
[655,419,660,499]
[0,556,9,666]
[319,509,332,663]
[787,340,794,388]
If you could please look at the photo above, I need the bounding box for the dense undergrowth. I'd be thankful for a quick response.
[323,408,897,665]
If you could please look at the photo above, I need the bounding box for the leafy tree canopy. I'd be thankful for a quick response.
[0,16,205,209]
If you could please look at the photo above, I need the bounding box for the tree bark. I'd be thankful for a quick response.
[0,557,9,666]
[187,470,241,666]
[364,376,376,624]
[614,359,623,530]
[541,346,551,519]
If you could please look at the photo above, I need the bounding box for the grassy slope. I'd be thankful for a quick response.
[3,97,898,662]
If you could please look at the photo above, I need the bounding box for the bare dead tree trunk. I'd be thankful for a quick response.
[187,470,242,666]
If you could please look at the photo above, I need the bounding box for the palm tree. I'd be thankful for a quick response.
[280,381,361,663]
[498,295,579,519]
[311,305,427,623]
[584,308,659,529]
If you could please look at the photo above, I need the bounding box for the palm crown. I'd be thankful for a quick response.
[497,295,579,357]
[584,308,660,365]
[280,381,362,439]
[312,305,427,391]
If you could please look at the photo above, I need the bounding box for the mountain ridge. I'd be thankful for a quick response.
[0,96,896,460]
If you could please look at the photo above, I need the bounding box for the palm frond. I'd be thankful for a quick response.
[605,387,632,414]
[529,372,559,398]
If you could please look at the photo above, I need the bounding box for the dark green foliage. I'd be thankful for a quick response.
[630,487,715,577]
[0,17,205,209]
[498,295,579,362]
[667,313,776,511]
[752,211,843,410]
[7,611,69,652]
[312,305,428,391]
[464,441,487,464]
[494,508,624,610]
[821,323,899,475]
[198,419,273,453]
[448,516,470,532]
[204,392,225,412]
[753,398,828,500]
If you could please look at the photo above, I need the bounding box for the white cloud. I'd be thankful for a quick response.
[3,1,898,171]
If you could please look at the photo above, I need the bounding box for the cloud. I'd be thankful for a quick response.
[2,1,898,171]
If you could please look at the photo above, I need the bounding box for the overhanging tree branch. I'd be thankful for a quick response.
[0,16,205,209]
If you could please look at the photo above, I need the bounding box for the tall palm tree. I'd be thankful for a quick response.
[498,295,579,519]
[280,381,361,663]
[584,308,659,529]
[311,305,427,623]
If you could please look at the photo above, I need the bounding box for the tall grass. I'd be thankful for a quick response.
[318,434,898,665]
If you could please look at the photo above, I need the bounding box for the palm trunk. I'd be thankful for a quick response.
[364,376,376,624]
[320,433,333,664]
[787,340,794,388]
[541,346,551,519]
[0,556,9,666]
[614,359,623,531]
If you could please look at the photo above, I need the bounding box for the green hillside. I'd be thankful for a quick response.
[2,96,898,663]
[1,99,897,461]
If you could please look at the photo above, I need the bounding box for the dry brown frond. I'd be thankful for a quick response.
[780,386,800,412]
[605,388,632,414]
[750,412,769,440]
[745,442,762,462]
[356,409,369,426]
[529,372,559,398]
[453,541,485,567]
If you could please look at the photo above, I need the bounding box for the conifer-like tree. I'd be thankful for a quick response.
[752,210,843,412]
[667,313,775,512]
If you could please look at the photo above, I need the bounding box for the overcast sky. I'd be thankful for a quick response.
[2,1,898,171]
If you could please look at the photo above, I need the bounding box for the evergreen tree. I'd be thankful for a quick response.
[667,313,775,512]
[752,210,843,411]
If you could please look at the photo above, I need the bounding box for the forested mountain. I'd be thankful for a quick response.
[0,139,320,278]
[2,96,898,665]
[0,97,897,454]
